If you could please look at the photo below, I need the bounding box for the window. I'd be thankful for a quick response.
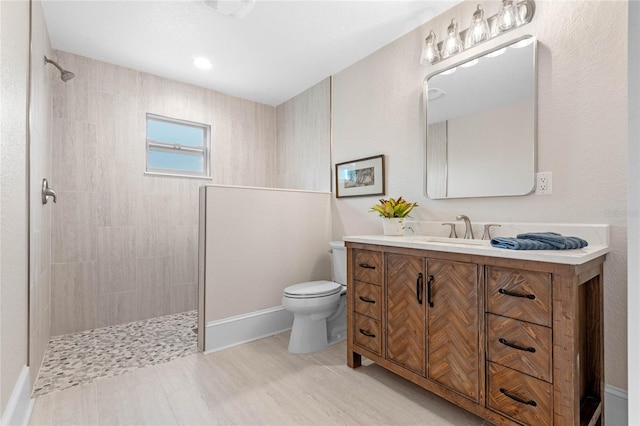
[145,113,211,178]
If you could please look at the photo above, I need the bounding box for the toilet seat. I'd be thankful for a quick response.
[284,280,342,299]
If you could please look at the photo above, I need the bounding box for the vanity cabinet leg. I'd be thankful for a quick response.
[348,351,361,368]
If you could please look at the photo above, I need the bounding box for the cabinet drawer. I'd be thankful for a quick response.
[354,313,381,355]
[354,250,383,285]
[354,281,382,320]
[487,267,552,327]
[487,362,552,426]
[487,314,552,382]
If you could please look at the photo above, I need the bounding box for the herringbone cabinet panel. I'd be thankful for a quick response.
[427,259,480,401]
[487,267,552,327]
[487,362,553,426]
[354,250,383,285]
[386,254,425,376]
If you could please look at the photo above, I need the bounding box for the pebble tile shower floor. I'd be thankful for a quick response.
[33,311,197,396]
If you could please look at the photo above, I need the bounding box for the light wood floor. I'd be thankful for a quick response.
[29,332,491,425]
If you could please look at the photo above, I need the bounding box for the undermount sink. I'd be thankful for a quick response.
[411,236,491,246]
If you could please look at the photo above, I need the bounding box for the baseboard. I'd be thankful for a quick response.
[0,365,34,426]
[605,385,628,426]
[204,306,293,353]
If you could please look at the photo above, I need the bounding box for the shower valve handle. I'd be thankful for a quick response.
[42,178,57,204]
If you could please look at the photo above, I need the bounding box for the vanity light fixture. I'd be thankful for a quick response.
[420,30,441,65]
[465,5,490,48]
[441,19,464,59]
[495,0,522,34]
[419,1,535,66]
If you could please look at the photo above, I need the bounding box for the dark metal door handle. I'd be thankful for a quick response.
[427,275,434,307]
[358,296,376,304]
[416,273,423,304]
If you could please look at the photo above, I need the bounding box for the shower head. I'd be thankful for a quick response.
[44,56,75,82]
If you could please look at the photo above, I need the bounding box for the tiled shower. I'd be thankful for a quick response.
[48,50,330,337]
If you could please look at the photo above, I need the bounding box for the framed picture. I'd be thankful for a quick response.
[335,155,385,198]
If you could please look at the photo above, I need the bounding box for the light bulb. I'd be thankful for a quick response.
[495,0,522,34]
[441,19,463,59]
[420,30,441,65]
[465,5,490,48]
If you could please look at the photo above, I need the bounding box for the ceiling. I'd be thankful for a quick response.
[42,0,460,106]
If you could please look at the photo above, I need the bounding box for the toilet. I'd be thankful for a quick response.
[282,241,347,353]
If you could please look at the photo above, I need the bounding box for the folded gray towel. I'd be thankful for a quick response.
[490,237,557,250]
[516,232,588,249]
[491,232,589,250]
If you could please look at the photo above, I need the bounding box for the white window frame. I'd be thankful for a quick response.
[145,113,212,179]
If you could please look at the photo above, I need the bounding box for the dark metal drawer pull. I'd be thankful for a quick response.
[498,288,536,300]
[499,388,537,407]
[359,329,376,338]
[499,338,536,353]
[358,263,376,270]
[358,296,376,304]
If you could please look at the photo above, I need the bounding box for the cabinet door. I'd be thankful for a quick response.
[427,259,480,401]
[386,253,426,376]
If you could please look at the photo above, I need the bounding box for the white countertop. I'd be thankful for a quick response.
[343,235,609,265]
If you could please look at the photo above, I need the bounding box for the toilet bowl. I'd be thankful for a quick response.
[282,241,347,353]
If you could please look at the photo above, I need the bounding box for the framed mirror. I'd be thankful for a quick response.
[425,35,537,199]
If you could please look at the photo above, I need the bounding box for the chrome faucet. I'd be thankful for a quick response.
[456,215,474,239]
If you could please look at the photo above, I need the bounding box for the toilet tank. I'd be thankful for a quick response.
[330,241,346,285]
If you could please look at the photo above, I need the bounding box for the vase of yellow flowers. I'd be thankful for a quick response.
[370,197,418,236]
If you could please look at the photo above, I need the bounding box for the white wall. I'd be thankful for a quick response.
[332,0,628,392]
[0,0,29,416]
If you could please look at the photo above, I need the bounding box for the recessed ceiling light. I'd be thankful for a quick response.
[193,57,213,70]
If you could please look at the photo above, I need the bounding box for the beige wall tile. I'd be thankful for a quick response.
[97,226,136,295]
[97,61,138,97]
[171,283,197,314]
[275,78,330,191]
[51,191,96,263]
[52,118,97,192]
[51,262,97,336]
[136,224,172,259]
[96,291,137,328]
[169,179,200,227]
[171,225,198,285]
[52,51,97,123]
[96,160,138,226]
[136,256,172,321]
[96,92,137,162]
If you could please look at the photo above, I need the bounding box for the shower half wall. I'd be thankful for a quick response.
[50,51,331,336]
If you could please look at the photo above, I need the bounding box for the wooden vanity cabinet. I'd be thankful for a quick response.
[346,242,605,426]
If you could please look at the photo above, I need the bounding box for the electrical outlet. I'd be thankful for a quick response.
[536,172,552,195]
